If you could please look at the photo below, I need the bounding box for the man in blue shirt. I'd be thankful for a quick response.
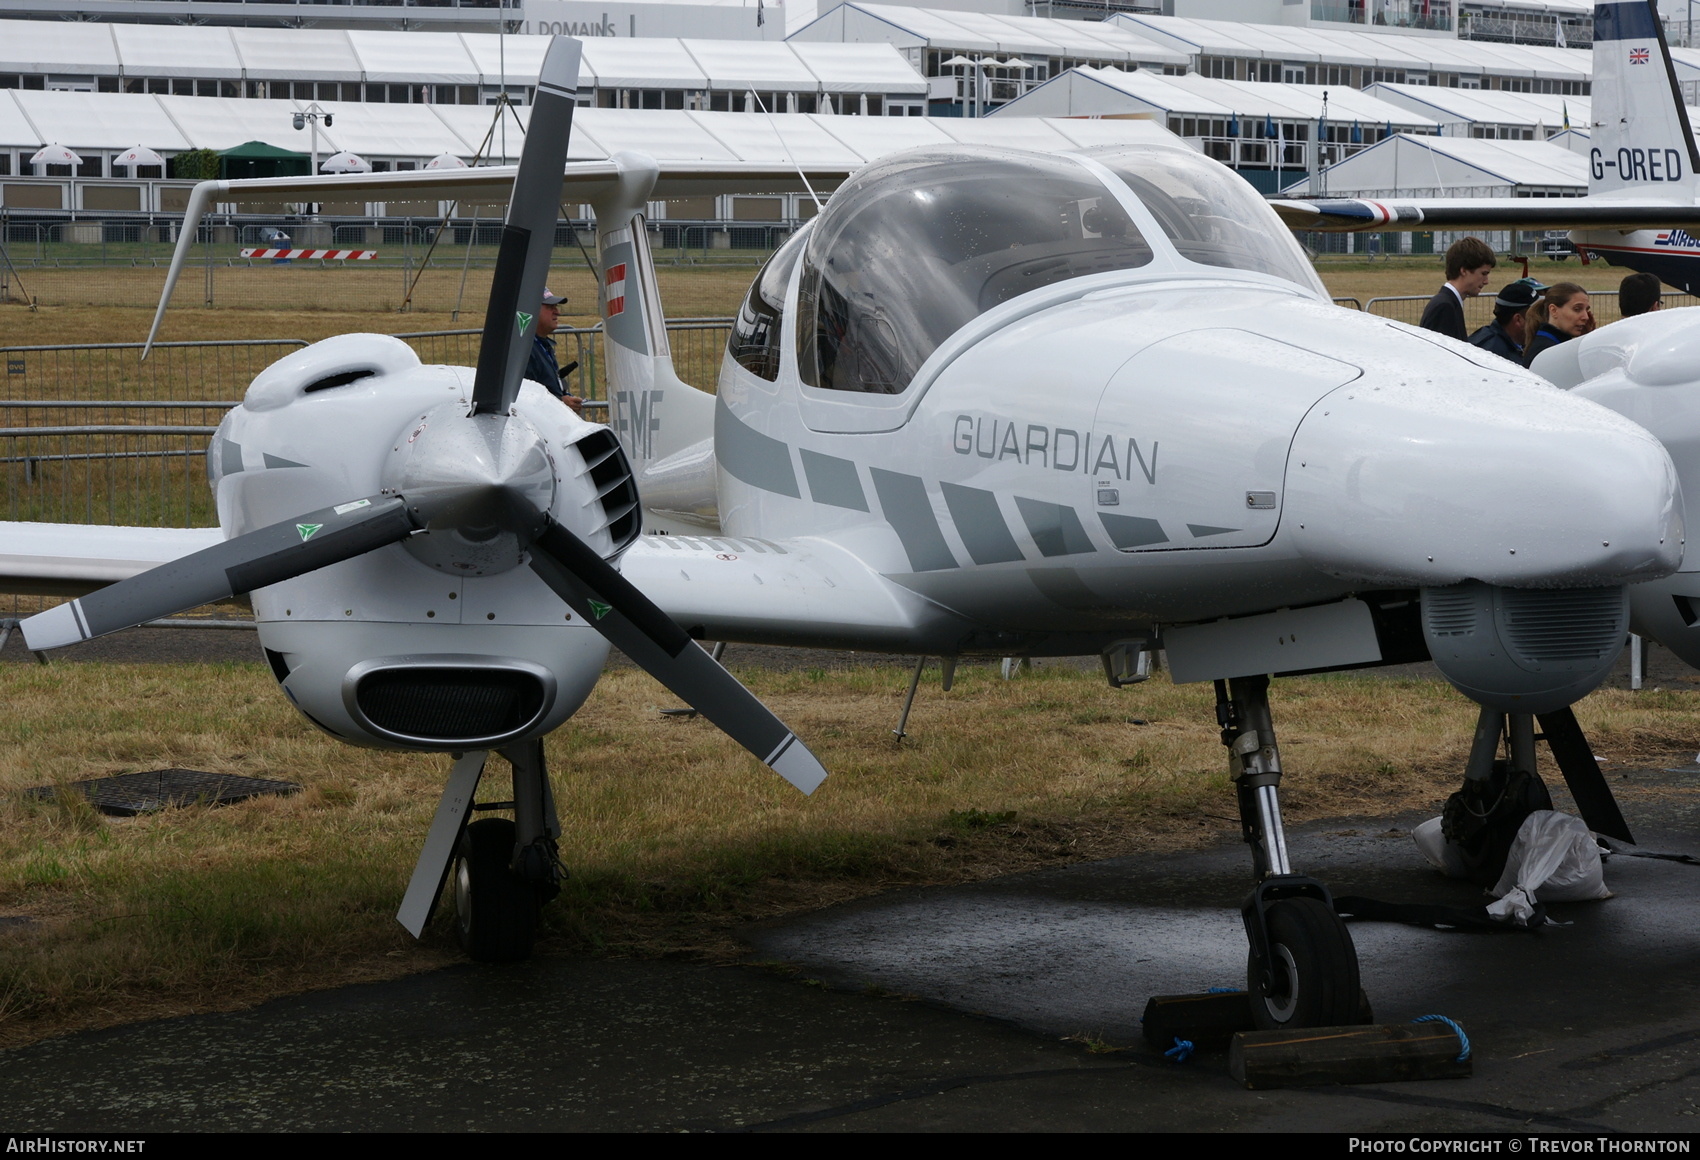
[1467,276,1545,363]
[526,288,583,415]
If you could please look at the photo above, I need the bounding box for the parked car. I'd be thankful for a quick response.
[1540,231,1575,260]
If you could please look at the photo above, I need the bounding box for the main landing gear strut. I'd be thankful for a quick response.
[397,739,564,963]
[1215,675,1362,1030]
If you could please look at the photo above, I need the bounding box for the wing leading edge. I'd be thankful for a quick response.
[618,533,949,653]
[1270,197,1700,233]
[0,523,224,598]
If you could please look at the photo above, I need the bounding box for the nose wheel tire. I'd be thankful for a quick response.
[1247,897,1361,1031]
[453,817,539,963]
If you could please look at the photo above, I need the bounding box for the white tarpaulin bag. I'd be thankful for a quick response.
[1413,816,1471,879]
[1486,810,1612,925]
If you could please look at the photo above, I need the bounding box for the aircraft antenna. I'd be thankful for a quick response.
[750,91,824,212]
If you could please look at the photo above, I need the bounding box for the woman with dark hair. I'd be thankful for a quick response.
[1521,283,1593,367]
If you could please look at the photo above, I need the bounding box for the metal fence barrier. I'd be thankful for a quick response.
[0,321,735,535]
[0,222,775,313]
[1364,291,1700,329]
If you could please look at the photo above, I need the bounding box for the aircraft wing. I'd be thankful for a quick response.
[618,533,944,653]
[1269,196,1700,232]
[0,523,937,650]
[0,523,223,598]
[148,159,859,355]
[171,158,857,211]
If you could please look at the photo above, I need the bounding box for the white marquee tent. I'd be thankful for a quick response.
[1282,132,1586,197]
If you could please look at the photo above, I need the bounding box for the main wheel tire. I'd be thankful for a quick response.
[453,817,538,963]
[1247,897,1361,1031]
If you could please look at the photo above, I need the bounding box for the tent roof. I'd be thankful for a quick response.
[582,38,712,89]
[300,101,482,158]
[348,29,483,86]
[107,23,236,82]
[1111,12,1588,79]
[788,40,928,93]
[790,3,1187,65]
[1366,82,1587,127]
[0,89,1182,165]
[5,89,193,152]
[995,66,1436,126]
[230,28,363,83]
[219,140,309,159]
[3,19,120,75]
[680,39,823,91]
[1284,132,1585,195]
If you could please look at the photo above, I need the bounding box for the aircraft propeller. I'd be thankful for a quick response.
[17,36,827,796]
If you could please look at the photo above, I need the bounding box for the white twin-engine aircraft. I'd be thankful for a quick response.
[0,37,1685,1032]
[1272,0,1700,290]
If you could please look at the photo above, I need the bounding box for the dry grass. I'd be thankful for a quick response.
[3,262,760,348]
[3,255,1610,350]
[3,655,1698,1049]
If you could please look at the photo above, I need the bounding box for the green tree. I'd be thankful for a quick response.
[168,149,220,181]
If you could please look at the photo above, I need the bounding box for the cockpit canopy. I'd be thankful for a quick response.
[763,144,1321,396]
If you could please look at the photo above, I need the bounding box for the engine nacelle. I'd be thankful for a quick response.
[1421,582,1628,714]
[208,334,641,751]
[258,620,608,750]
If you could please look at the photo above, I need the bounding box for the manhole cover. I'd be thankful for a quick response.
[28,769,301,817]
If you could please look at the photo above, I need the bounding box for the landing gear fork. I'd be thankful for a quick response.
[1215,675,1361,1029]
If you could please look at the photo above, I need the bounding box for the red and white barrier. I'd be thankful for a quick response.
[238,248,378,260]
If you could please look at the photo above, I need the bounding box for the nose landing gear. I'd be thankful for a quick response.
[397,739,564,964]
[1217,675,1363,1031]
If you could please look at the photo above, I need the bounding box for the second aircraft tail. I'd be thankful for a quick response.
[1589,0,1699,203]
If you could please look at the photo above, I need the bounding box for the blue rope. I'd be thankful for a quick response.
[1164,1037,1195,1063]
[1412,1014,1471,1062]
[1207,987,1243,994]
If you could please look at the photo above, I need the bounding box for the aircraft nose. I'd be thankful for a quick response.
[1283,372,1682,587]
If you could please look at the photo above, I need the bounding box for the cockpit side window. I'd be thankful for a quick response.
[1086,145,1323,293]
[797,149,1153,395]
[729,228,807,382]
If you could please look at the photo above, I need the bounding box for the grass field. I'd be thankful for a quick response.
[0,252,1606,350]
[3,655,1697,1049]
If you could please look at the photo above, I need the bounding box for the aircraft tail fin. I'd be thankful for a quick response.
[590,152,719,531]
[1590,0,1698,202]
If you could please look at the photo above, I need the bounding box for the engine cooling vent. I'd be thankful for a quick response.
[353,666,547,744]
[1498,587,1628,665]
[574,428,641,553]
[1423,587,1479,637]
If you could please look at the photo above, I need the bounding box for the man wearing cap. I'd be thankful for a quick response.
[1468,276,1545,363]
[527,288,584,416]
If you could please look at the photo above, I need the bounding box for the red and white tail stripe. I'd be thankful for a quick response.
[238,248,377,261]
[605,262,627,317]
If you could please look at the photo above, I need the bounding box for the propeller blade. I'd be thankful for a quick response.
[22,495,415,650]
[527,521,828,795]
[471,36,583,417]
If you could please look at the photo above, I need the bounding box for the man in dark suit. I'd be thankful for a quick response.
[1419,236,1497,342]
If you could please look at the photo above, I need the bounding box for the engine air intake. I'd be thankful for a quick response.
[573,428,641,553]
[1498,587,1627,665]
[350,663,550,745]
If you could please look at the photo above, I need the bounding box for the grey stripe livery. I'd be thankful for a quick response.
[941,482,1023,565]
[800,449,869,512]
[716,404,1213,574]
[1015,497,1095,558]
[870,468,958,573]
